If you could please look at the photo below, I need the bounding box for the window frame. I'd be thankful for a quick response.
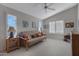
[6,14,17,38]
[49,20,64,34]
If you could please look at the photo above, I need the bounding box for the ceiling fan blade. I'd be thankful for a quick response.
[47,7,55,11]
[44,3,48,9]
[47,3,54,7]
[44,3,48,13]
[44,3,47,6]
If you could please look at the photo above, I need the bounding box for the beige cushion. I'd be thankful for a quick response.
[28,36,46,46]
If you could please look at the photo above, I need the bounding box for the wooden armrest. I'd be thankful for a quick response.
[19,37,24,40]
[19,37,29,41]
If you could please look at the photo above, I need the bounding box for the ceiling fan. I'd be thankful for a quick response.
[43,3,55,12]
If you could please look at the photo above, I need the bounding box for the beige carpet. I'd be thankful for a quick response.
[5,38,72,56]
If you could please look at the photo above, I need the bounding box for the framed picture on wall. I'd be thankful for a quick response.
[32,22,36,28]
[22,20,29,27]
[43,25,46,29]
[65,22,74,28]
[43,24,48,29]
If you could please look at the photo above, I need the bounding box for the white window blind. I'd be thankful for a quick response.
[49,22,55,33]
[49,20,64,34]
[56,21,64,34]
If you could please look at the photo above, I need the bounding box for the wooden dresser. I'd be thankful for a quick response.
[72,32,79,56]
[6,38,20,53]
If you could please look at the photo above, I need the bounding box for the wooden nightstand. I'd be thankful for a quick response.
[6,38,20,53]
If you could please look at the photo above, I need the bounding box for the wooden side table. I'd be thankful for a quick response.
[19,37,29,48]
[6,38,20,53]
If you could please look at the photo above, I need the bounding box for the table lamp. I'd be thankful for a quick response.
[8,26,16,38]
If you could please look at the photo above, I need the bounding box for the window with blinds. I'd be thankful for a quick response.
[49,20,64,34]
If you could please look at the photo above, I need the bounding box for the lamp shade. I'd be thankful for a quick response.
[8,26,16,32]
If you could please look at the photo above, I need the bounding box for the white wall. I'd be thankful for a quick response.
[43,5,78,40]
[77,4,79,32]
[0,4,38,51]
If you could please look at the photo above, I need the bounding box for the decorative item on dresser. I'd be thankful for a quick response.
[72,32,79,56]
[6,37,20,53]
[64,34,70,42]
[8,26,16,38]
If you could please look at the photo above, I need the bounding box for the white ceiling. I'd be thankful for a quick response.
[1,3,77,20]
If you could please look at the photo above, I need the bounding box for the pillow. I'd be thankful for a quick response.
[41,32,46,35]
[31,35,35,38]
[36,32,42,37]
[31,33,39,38]
[18,32,23,37]
[23,32,29,38]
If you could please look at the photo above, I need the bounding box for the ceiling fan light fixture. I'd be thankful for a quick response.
[44,3,55,12]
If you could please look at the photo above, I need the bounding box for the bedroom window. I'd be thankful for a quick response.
[49,21,55,33]
[7,14,17,38]
[49,20,64,34]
